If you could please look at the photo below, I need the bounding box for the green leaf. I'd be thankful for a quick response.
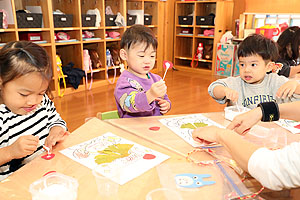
[94,144,134,165]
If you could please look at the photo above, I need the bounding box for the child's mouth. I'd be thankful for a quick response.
[144,66,150,70]
[23,105,37,112]
[244,76,252,81]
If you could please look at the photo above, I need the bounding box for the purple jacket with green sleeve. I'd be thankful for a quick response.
[114,70,171,118]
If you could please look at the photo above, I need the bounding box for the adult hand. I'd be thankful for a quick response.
[276,80,298,99]
[9,135,39,159]
[192,126,222,144]
[227,107,262,135]
[156,98,170,114]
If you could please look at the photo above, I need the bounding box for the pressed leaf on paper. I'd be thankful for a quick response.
[94,144,134,164]
[180,122,208,129]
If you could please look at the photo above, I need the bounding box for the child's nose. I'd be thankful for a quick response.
[144,56,151,63]
[27,95,40,105]
[244,65,251,72]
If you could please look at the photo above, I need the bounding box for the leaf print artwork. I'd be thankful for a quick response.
[94,144,134,164]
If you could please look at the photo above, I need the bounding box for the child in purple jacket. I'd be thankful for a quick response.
[114,25,171,118]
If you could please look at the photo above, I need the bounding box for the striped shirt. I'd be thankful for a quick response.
[0,95,66,181]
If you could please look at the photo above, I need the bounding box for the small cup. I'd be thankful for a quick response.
[146,188,182,200]
[29,172,78,200]
[92,167,119,200]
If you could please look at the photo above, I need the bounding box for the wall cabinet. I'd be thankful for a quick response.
[0,0,163,97]
[174,0,233,74]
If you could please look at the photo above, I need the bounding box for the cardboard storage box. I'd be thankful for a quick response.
[127,15,137,26]
[82,14,96,27]
[196,15,214,25]
[53,14,73,27]
[105,15,117,26]
[144,15,152,25]
[19,32,42,41]
[16,13,42,28]
[178,16,193,25]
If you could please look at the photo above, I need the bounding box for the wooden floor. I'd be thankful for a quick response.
[53,70,225,132]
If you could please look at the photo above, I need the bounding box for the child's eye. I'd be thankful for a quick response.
[19,93,28,97]
[138,55,145,58]
[239,63,244,68]
[251,63,257,67]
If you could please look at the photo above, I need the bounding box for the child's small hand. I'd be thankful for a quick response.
[45,126,69,150]
[146,80,167,103]
[276,80,298,99]
[156,98,171,114]
[224,87,239,102]
[9,135,39,159]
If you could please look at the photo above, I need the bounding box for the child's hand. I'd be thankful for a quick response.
[276,80,298,99]
[156,98,171,114]
[45,126,69,150]
[9,135,39,159]
[146,80,167,103]
[224,87,239,103]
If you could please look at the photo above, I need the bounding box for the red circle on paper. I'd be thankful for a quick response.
[41,153,55,160]
[143,154,156,159]
[149,126,160,131]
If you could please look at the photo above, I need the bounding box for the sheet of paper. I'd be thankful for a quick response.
[60,132,169,185]
[274,119,300,134]
[159,114,224,147]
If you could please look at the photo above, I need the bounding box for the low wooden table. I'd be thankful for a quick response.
[0,118,220,200]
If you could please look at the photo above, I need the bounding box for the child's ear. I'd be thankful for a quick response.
[119,49,128,61]
[266,61,275,73]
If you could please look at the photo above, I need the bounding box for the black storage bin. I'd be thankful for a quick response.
[53,14,73,27]
[16,13,43,28]
[178,16,193,25]
[82,14,96,27]
[144,15,152,25]
[196,15,215,26]
[0,12,3,28]
[127,15,137,26]
[105,15,117,26]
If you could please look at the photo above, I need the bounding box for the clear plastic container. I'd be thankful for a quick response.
[29,172,79,200]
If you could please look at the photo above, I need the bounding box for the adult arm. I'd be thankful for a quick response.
[192,126,259,171]
[228,101,300,134]
[193,126,300,190]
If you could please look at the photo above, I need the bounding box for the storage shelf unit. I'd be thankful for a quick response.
[0,0,163,97]
[174,0,233,74]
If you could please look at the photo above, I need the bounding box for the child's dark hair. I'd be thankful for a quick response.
[291,29,300,61]
[0,41,52,86]
[277,26,300,60]
[237,34,279,62]
[121,24,157,51]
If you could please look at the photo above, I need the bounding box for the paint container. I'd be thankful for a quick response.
[29,172,78,200]
[92,166,119,200]
[224,106,250,121]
